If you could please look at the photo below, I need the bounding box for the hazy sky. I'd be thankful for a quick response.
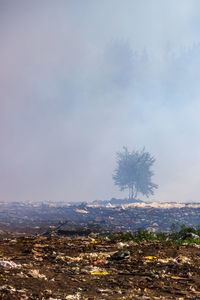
[1,0,200,202]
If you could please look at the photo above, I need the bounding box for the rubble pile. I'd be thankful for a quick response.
[0,235,199,299]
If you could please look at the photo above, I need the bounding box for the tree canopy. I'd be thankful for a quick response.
[112,147,158,199]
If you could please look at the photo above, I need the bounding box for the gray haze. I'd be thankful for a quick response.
[1,0,200,203]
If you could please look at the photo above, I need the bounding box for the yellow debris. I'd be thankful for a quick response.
[91,271,108,275]
[142,256,157,260]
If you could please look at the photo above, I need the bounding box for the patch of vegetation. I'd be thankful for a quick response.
[134,229,157,242]
[102,223,200,245]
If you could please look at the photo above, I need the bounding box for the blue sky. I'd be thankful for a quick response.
[1,0,200,202]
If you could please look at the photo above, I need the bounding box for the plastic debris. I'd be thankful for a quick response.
[170,276,187,280]
[116,242,129,248]
[0,261,21,268]
[188,233,199,239]
[91,272,108,275]
[111,250,130,260]
[142,256,157,260]
[91,271,108,275]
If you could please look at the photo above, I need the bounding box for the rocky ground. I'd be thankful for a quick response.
[0,233,199,299]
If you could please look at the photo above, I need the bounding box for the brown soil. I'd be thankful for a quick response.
[0,235,199,299]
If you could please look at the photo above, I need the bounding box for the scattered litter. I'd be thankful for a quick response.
[90,239,100,244]
[93,258,107,265]
[189,233,199,239]
[0,234,198,298]
[157,256,191,264]
[97,288,112,294]
[28,269,47,280]
[82,266,108,275]
[111,250,130,260]
[0,261,21,268]
[0,285,16,292]
[34,243,49,248]
[65,292,82,299]
[191,244,200,248]
[170,276,187,280]
[142,256,157,260]
[116,242,129,248]
[157,258,177,264]
[91,271,108,275]
[75,209,88,214]
[177,255,192,264]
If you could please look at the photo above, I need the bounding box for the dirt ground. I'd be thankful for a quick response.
[0,234,199,299]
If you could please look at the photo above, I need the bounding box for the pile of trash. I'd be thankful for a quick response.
[0,235,199,299]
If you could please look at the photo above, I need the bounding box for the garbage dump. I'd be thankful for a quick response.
[0,233,199,299]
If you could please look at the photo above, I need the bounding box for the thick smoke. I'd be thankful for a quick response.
[1,0,200,202]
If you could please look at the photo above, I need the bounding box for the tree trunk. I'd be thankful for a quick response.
[128,185,138,200]
[131,186,133,199]
[128,187,131,200]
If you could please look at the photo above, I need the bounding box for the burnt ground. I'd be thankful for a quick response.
[0,201,200,233]
[0,233,199,299]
